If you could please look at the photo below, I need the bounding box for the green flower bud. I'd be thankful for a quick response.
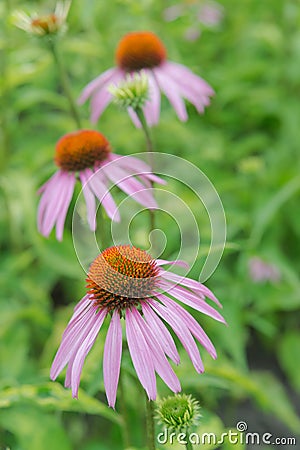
[108,71,149,111]
[156,393,201,434]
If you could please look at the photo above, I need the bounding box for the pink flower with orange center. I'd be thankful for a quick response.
[38,130,164,240]
[78,31,214,127]
[50,245,225,408]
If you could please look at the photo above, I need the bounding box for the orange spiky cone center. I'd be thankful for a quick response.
[115,31,167,71]
[86,245,159,312]
[54,130,111,172]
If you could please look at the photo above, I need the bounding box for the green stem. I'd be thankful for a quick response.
[145,396,156,450]
[136,107,154,167]
[135,108,156,242]
[48,38,82,128]
[185,427,193,450]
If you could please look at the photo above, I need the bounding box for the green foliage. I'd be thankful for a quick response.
[1,0,300,449]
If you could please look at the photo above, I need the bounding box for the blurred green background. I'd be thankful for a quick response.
[1,0,300,449]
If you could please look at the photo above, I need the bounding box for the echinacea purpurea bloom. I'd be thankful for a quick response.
[12,0,71,36]
[50,245,225,408]
[38,130,164,240]
[79,31,214,127]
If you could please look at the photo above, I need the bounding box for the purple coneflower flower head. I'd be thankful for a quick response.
[12,0,71,36]
[38,130,163,241]
[50,245,225,408]
[78,31,214,127]
[248,257,281,284]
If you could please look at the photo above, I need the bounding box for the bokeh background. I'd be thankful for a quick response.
[1,0,300,449]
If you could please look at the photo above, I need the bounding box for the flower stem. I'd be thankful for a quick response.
[145,396,156,450]
[136,107,154,167]
[185,432,193,450]
[135,108,156,241]
[48,38,82,128]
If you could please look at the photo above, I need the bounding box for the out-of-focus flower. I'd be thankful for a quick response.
[78,31,214,127]
[12,0,71,36]
[50,246,225,408]
[108,71,149,111]
[38,130,164,240]
[156,393,201,433]
[248,257,281,283]
[164,1,224,42]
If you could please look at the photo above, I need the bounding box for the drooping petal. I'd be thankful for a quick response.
[85,168,120,222]
[79,169,97,231]
[142,302,180,364]
[37,171,62,231]
[109,153,166,185]
[78,67,118,104]
[89,70,124,123]
[156,259,189,269]
[70,309,107,398]
[159,269,222,307]
[164,61,214,97]
[143,70,161,126]
[103,311,122,408]
[125,308,156,400]
[127,107,142,128]
[50,302,97,380]
[153,66,188,121]
[155,293,217,358]
[133,308,181,393]
[148,298,204,373]
[158,281,225,323]
[37,170,75,241]
[102,164,158,208]
[55,173,76,241]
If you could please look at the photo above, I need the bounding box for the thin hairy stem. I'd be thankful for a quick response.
[48,38,82,128]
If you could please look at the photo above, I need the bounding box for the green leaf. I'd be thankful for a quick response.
[278,331,300,392]
[0,383,123,425]
[0,404,72,450]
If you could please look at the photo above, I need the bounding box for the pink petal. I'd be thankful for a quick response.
[55,173,76,241]
[78,67,118,104]
[89,70,124,123]
[165,61,214,97]
[142,302,180,364]
[155,293,217,358]
[71,309,107,398]
[103,311,122,408]
[148,298,204,373]
[109,154,166,185]
[158,281,225,323]
[37,171,62,232]
[80,170,97,231]
[156,259,190,269]
[102,165,158,208]
[50,303,97,380]
[159,269,222,307]
[153,66,188,121]
[143,70,161,126]
[133,309,181,393]
[85,168,120,222]
[125,308,156,400]
[38,171,75,241]
[127,107,142,128]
